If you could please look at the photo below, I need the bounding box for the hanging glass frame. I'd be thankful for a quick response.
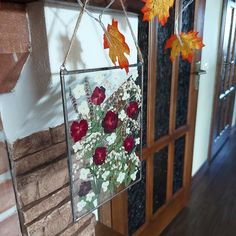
[60,62,143,221]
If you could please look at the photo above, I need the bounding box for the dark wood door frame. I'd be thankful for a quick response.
[208,0,236,162]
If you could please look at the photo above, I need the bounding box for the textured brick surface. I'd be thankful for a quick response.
[0,142,9,175]
[60,214,96,236]
[11,130,52,160]
[14,142,66,176]
[0,213,22,236]
[9,124,96,235]
[50,124,65,144]
[0,180,16,213]
[16,158,68,207]
[23,186,69,224]
[27,201,72,236]
[0,4,29,54]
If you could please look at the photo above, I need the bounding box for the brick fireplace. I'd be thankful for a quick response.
[5,123,96,235]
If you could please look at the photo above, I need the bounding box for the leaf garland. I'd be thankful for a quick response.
[141,0,175,26]
[165,31,205,62]
[103,18,130,74]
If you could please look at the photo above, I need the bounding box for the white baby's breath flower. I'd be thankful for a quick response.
[79,168,90,181]
[126,127,131,134]
[118,110,127,121]
[122,91,130,101]
[93,199,98,207]
[78,100,90,118]
[135,138,140,145]
[131,170,138,181]
[106,133,116,145]
[124,164,128,171]
[73,142,83,153]
[72,84,86,99]
[102,181,109,192]
[117,172,126,184]
[86,192,95,202]
[102,171,110,180]
[77,200,86,211]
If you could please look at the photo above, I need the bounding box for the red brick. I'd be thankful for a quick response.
[0,180,16,214]
[60,214,96,236]
[23,186,69,224]
[16,158,68,207]
[10,130,52,160]
[0,142,9,175]
[27,201,72,236]
[0,214,21,236]
[14,142,66,176]
[49,124,66,144]
[0,5,29,54]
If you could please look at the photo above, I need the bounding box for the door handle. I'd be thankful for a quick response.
[193,69,207,76]
[193,69,207,90]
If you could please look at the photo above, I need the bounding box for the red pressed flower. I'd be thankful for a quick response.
[123,136,135,153]
[93,147,107,165]
[126,101,139,118]
[102,110,118,133]
[91,86,106,105]
[78,181,92,197]
[70,120,88,142]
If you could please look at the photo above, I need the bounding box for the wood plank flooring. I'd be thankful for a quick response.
[161,128,236,236]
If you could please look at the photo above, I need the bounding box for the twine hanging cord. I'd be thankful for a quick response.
[175,0,194,46]
[61,0,143,69]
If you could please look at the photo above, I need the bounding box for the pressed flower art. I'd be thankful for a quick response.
[62,67,142,220]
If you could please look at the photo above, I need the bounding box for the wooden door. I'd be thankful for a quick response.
[98,0,206,235]
[209,0,236,160]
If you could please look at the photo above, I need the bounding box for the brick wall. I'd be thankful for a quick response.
[0,114,22,235]
[5,123,96,236]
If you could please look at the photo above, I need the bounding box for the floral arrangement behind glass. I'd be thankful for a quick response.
[69,72,141,214]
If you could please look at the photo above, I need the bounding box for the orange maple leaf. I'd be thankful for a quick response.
[103,19,130,74]
[141,0,174,25]
[165,31,205,62]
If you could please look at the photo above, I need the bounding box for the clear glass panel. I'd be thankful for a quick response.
[61,66,143,220]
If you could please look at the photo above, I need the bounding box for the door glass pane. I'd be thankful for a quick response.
[176,0,195,129]
[128,161,146,235]
[173,136,186,194]
[153,147,168,214]
[155,6,175,140]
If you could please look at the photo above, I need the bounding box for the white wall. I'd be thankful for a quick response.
[232,95,236,127]
[192,0,223,175]
[0,2,138,142]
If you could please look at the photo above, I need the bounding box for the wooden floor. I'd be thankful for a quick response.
[162,129,236,236]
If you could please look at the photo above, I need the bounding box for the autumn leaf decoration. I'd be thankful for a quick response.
[165,31,205,62]
[141,0,175,26]
[103,18,130,74]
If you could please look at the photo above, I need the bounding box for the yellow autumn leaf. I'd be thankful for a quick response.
[141,0,175,25]
[165,31,205,62]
